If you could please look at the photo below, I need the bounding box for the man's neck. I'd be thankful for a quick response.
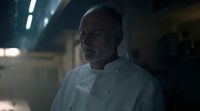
[90,54,118,70]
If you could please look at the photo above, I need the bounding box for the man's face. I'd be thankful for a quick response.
[79,11,116,63]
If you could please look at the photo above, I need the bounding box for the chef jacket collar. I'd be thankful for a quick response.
[88,57,123,75]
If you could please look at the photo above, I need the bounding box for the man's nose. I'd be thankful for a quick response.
[82,34,92,44]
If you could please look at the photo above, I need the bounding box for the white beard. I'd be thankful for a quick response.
[81,44,115,63]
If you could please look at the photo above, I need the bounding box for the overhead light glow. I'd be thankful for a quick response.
[29,0,37,13]
[0,100,15,110]
[50,10,55,15]
[5,48,21,57]
[0,48,4,57]
[26,15,33,30]
[44,18,49,27]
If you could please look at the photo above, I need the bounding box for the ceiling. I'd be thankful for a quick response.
[34,0,108,52]
[1,0,200,53]
[0,0,65,50]
[0,0,107,53]
[159,1,200,25]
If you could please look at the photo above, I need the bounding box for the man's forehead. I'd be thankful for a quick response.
[83,6,122,26]
[84,11,112,22]
[79,23,107,31]
[79,11,113,29]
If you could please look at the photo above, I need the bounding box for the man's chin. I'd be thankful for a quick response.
[85,58,98,63]
[84,55,99,63]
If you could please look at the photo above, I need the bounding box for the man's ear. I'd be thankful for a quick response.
[115,31,123,47]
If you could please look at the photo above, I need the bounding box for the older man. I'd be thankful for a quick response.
[50,5,165,111]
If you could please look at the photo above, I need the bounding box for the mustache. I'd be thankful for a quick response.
[82,44,95,52]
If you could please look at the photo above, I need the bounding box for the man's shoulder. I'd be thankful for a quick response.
[62,63,90,85]
[71,63,90,72]
[118,58,158,85]
[118,58,150,75]
[67,63,90,78]
[67,64,89,77]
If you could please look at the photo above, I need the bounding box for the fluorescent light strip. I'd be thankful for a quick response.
[29,0,37,13]
[5,48,21,57]
[0,48,4,57]
[26,15,33,30]
[44,18,49,27]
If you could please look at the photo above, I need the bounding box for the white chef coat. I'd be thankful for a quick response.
[51,57,165,111]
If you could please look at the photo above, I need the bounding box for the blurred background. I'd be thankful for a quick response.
[0,0,200,111]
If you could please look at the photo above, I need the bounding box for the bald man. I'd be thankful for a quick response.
[50,5,165,111]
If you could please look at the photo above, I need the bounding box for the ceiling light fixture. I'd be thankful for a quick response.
[50,10,55,15]
[26,14,33,30]
[5,48,21,57]
[0,48,4,57]
[44,18,49,27]
[28,0,37,13]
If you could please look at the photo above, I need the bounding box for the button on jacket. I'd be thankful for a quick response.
[51,58,165,111]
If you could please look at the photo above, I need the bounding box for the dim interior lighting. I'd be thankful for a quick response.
[44,17,49,27]
[26,14,33,30]
[0,48,4,57]
[29,0,37,13]
[5,48,21,57]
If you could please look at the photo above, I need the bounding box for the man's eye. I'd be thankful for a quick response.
[92,31,103,36]
[80,31,85,36]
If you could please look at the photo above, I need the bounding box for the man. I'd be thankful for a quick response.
[51,5,165,111]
